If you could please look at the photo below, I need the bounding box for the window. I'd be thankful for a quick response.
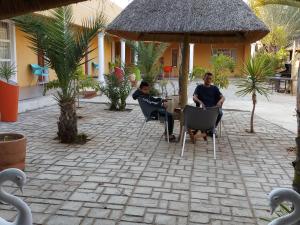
[0,21,17,82]
[172,49,178,67]
[212,48,237,61]
[0,21,11,66]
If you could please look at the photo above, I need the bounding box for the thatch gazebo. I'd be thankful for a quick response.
[0,0,87,20]
[107,0,269,107]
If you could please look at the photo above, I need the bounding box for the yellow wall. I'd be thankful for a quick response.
[162,42,250,76]
[16,28,57,87]
[194,43,247,75]
[89,35,112,77]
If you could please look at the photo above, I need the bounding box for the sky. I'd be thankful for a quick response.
[110,0,132,8]
[110,0,248,8]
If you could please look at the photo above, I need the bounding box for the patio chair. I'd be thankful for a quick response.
[181,105,219,159]
[137,98,169,143]
[30,64,49,86]
[193,98,223,137]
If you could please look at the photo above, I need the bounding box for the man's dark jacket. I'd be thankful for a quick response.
[132,89,163,108]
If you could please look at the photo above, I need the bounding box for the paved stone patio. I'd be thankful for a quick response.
[0,102,296,225]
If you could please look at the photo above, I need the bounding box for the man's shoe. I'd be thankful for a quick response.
[165,134,176,142]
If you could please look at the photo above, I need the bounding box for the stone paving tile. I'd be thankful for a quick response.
[0,103,295,225]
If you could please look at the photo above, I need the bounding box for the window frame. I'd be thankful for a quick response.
[0,20,17,82]
[212,48,237,62]
[171,48,178,67]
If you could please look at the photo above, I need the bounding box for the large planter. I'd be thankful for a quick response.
[0,80,19,122]
[0,133,26,171]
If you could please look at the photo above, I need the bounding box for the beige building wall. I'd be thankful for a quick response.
[162,42,250,77]
[16,28,57,87]
[15,0,122,87]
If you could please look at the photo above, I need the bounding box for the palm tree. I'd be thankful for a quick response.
[14,7,105,143]
[253,0,300,7]
[236,56,274,133]
[128,41,169,95]
[250,3,300,49]
[251,0,300,195]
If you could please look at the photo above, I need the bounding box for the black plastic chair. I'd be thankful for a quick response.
[181,105,219,158]
[137,98,169,142]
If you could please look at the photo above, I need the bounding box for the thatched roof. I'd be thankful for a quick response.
[107,0,269,43]
[0,0,87,20]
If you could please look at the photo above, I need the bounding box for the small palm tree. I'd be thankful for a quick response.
[14,7,105,143]
[236,56,274,133]
[128,41,168,95]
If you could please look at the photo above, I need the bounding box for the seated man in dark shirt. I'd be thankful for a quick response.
[132,81,176,142]
[192,72,225,138]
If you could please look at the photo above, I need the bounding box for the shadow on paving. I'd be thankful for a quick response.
[0,102,295,225]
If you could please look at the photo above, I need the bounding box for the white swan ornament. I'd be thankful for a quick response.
[0,168,32,225]
[268,188,300,225]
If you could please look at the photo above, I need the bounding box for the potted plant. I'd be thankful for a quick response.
[0,63,19,122]
[0,133,26,171]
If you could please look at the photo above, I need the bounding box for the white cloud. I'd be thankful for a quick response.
[110,0,132,8]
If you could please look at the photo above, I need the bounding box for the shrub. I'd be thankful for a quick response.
[211,54,236,89]
[190,66,207,81]
[100,67,132,111]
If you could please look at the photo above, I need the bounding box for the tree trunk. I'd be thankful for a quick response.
[179,34,190,108]
[57,98,78,143]
[250,92,256,133]
[293,64,300,194]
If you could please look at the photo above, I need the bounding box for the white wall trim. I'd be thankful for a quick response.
[10,21,17,83]
[121,39,126,66]
[98,32,105,84]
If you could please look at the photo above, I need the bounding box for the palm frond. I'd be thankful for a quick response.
[254,0,300,8]
[14,6,105,101]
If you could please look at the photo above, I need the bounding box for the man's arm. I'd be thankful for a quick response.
[193,94,206,109]
[216,95,225,107]
[193,85,205,108]
[141,96,163,108]
[149,96,162,103]
[215,87,225,107]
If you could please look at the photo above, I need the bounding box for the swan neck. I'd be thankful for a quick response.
[0,187,32,224]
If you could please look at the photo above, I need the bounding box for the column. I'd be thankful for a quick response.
[121,39,126,66]
[292,40,296,62]
[251,43,256,58]
[11,22,18,83]
[111,41,116,63]
[134,42,139,65]
[189,43,194,74]
[98,32,105,84]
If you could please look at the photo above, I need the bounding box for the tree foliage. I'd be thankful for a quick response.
[14,7,105,143]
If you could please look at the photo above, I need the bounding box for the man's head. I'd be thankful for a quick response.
[203,72,213,86]
[139,81,150,95]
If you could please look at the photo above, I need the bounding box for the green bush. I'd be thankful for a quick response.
[256,49,288,73]
[100,68,132,111]
[211,54,236,89]
[190,66,207,81]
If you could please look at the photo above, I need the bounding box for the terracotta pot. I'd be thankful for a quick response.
[0,133,26,171]
[0,80,19,122]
